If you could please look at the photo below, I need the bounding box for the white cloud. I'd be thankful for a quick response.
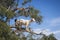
[49,17,60,27]
[33,29,60,36]
[53,30,60,34]
[33,29,52,35]
[33,29,41,34]
[32,28,60,40]
[38,17,60,29]
[34,17,60,40]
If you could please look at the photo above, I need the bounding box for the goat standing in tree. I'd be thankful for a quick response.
[15,18,35,32]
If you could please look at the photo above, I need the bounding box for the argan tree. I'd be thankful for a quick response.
[0,0,42,40]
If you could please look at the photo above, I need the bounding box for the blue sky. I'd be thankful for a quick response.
[10,0,60,40]
[30,0,60,40]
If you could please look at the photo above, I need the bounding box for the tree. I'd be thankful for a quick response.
[0,0,42,40]
[0,0,15,8]
[0,0,19,40]
[48,34,57,40]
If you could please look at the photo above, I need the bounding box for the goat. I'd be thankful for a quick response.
[15,18,35,32]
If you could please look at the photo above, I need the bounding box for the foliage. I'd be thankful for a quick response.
[22,0,32,5]
[0,0,19,40]
[48,34,57,40]
[0,0,15,8]
[0,21,18,40]
[40,34,57,40]
[0,5,16,22]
